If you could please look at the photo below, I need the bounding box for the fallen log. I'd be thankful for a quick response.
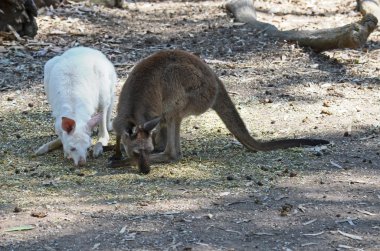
[226,0,378,52]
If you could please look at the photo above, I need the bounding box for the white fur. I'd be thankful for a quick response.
[36,47,117,166]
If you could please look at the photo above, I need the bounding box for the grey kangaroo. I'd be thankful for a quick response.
[111,50,329,174]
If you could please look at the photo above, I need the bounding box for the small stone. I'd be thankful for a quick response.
[343,131,351,137]
[314,151,323,157]
[260,166,268,171]
[321,109,332,115]
[28,103,34,107]
[264,98,273,103]
[226,175,234,181]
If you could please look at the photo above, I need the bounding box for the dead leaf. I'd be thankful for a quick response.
[280,203,293,216]
[321,109,332,115]
[31,212,48,218]
[322,100,331,107]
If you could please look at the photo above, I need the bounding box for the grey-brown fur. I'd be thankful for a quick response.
[112,50,329,173]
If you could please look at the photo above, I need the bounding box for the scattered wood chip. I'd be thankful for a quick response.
[235,219,251,224]
[337,230,363,240]
[205,214,213,219]
[6,25,22,41]
[252,232,275,236]
[298,204,308,213]
[120,225,128,234]
[303,231,325,236]
[91,243,100,250]
[338,244,354,249]
[224,229,242,235]
[330,160,343,169]
[226,200,248,206]
[336,218,357,226]
[124,232,136,241]
[301,242,318,247]
[356,209,376,216]
[302,219,317,226]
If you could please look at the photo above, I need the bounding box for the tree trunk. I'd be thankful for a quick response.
[357,0,380,22]
[225,0,378,52]
[0,0,38,38]
[34,0,62,8]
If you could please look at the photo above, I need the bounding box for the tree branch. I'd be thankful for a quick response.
[226,0,378,52]
[357,0,380,22]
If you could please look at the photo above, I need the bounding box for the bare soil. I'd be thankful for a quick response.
[0,1,379,250]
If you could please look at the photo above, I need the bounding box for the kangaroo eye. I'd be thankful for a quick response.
[70,147,76,152]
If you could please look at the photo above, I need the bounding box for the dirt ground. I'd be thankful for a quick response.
[0,0,379,250]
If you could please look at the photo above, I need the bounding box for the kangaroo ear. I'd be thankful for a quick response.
[62,117,76,134]
[143,117,161,133]
[87,113,102,129]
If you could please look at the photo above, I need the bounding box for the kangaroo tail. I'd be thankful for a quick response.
[211,79,329,151]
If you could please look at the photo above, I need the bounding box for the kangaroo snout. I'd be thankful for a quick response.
[78,158,86,166]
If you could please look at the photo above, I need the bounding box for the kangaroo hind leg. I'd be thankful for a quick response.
[150,117,182,163]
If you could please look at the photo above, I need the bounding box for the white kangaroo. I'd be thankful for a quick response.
[35,47,117,166]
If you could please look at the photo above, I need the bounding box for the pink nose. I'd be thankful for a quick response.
[77,157,86,166]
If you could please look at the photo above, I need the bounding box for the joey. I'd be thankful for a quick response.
[35,47,117,166]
